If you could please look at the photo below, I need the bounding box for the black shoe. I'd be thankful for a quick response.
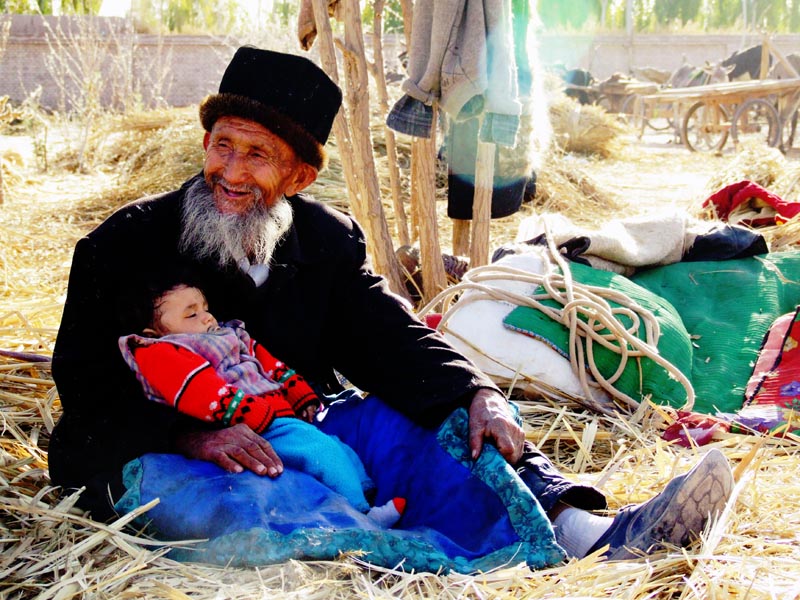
[588,448,733,560]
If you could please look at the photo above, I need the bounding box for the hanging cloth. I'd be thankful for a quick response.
[444,0,534,219]
[387,0,521,146]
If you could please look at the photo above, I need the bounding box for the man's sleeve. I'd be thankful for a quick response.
[51,236,187,486]
[323,218,500,426]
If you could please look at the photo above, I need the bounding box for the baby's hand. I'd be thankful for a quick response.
[300,403,319,423]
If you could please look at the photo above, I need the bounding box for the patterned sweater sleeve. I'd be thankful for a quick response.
[131,342,295,433]
[252,341,320,416]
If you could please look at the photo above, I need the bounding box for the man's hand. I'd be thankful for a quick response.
[174,424,284,477]
[468,388,524,464]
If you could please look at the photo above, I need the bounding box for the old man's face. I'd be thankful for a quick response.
[179,116,318,269]
[203,116,316,214]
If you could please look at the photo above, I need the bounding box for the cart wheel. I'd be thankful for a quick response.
[619,94,645,129]
[645,99,674,132]
[781,108,798,153]
[731,98,781,148]
[682,101,729,153]
[594,94,611,112]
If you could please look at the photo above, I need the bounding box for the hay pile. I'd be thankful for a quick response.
[1,97,800,598]
[548,96,630,159]
[697,141,800,251]
[525,95,629,227]
[47,108,205,220]
[702,140,800,200]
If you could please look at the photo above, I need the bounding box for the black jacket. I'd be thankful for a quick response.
[49,175,495,513]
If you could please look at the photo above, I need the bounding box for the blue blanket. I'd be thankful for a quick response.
[115,395,564,573]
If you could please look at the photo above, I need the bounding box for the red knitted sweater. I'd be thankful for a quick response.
[129,339,319,433]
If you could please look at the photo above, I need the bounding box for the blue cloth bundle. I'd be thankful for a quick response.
[115,395,564,573]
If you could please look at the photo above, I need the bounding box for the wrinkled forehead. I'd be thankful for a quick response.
[208,116,298,158]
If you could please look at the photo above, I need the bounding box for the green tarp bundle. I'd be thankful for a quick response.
[503,253,800,415]
[632,253,800,414]
[503,261,694,409]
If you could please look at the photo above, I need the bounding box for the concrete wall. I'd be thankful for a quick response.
[536,32,800,79]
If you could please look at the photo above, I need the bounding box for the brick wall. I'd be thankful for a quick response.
[536,32,800,79]
[0,15,235,110]
[1,15,797,111]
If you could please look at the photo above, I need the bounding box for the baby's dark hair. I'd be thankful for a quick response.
[126,269,207,335]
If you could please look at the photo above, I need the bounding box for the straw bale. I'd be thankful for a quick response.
[531,151,626,226]
[548,96,630,159]
[702,140,791,198]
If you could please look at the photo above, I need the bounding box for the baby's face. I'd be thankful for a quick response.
[154,285,219,335]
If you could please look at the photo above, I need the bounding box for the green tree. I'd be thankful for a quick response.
[59,0,102,14]
[0,0,48,12]
[131,0,245,33]
[362,0,405,33]
[654,0,701,26]
[537,0,602,29]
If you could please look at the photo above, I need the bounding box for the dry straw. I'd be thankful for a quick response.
[694,140,800,251]
[1,95,800,597]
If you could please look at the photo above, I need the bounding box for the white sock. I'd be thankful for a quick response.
[552,507,613,558]
[366,497,406,528]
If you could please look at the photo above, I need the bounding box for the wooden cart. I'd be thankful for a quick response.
[634,77,800,153]
[564,77,659,113]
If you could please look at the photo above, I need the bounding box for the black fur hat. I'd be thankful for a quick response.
[199,47,342,170]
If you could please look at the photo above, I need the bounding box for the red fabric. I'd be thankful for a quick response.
[133,343,295,433]
[424,313,443,329]
[662,410,730,447]
[703,180,800,227]
[745,310,796,400]
[745,307,800,413]
[253,342,320,415]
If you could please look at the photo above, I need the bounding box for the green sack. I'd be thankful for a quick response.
[503,261,694,409]
[631,252,800,414]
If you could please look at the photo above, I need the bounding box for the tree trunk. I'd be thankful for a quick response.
[311,0,408,299]
[411,108,447,302]
[371,0,410,247]
[469,141,495,268]
[399,0,413,49]
[452,219,470,256]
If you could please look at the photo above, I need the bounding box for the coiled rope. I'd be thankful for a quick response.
[418,237,695,415]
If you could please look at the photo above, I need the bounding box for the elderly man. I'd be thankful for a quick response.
[50,46,732,564]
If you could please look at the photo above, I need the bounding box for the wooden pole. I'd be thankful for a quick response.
[759,33,770,79]
[398,0,413,49]
[370,0,410,247]
[452,219,470,256]
[311,0,408,298]
[398,0,418,243]
[411,105,447,302]
[312,1,360,215]
[469,141,495,268]
[764,35,800,78]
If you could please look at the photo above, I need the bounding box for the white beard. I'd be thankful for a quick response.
[179,177,294,269]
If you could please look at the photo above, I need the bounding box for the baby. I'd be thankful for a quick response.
[118,279,404,527]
